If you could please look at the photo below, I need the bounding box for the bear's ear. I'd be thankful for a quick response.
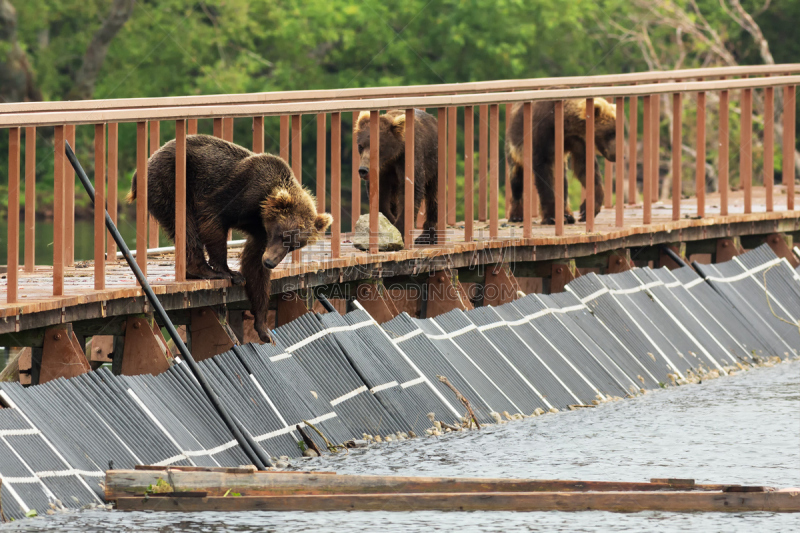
[355,111,371,132]
[594,98,616,119]
[391,113,406,139]
[314,212,334,233]
[263,187,296,213]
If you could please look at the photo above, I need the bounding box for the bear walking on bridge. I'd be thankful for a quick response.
[354,109,439,245]
[128,134,333,342]
[506,98,617,224]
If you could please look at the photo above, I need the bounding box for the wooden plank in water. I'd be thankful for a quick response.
[105,470,727,501]
[114,490,800,513]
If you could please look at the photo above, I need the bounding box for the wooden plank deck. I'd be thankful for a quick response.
[1,186,798,320]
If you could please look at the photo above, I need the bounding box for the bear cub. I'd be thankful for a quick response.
[354,109,439,245]
[506,98,617,224]
[128,134,332,342]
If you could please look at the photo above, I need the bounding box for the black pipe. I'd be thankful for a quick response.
[65,142,269,471]
[316,294,337,313]
[659,245,689,269]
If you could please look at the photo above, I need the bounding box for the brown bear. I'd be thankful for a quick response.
[506,97,617,224]
[128,134,333,343]
[354,109,439,245]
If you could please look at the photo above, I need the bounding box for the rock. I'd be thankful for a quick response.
[275,460,290,469]
[548,407,559,413]
[352,213,404,251]
[303,448,319,458]
[344,439,369,448]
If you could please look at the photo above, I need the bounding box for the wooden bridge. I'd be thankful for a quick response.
[1,65,799,384]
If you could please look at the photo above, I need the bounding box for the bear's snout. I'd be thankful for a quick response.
[358,167,370,180]
[263,258,278,269]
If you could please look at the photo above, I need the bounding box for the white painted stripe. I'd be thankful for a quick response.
[34,469,104,479]
[184,440,238,457]
[426,323,477,340]
[286,319,373,352]
[706,257,781,283]
[1,436,58,501]
[269,353,292,362]
[126,388,199,468]
[153,454,186,467]
[370,381,399,394]
[683,277,705,289]
[249,374,298,442]
[305,412,338,425]
[330,385,368,406]
[253,425,296,442]
[664,280,682,288]
[0,473,31,512]
[400,377,426,388]
[0,474,39,484]
[0,428,37,437]
[579,287,609,303]
[393,329,424,343]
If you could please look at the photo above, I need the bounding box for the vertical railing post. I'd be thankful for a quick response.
[479,104,488,222]
[783,85,795,211]
[642,95,652,225]
[175,119,187,282]
[489,104,499,239]
[24,127,35,272]
[253,116,264,154]
[331,112,341,258]
[764,87,774,212]
[107,123,118,260]
[652,93,660,202]
[149,121,160,248]
[53,125,65,296]
[405,108,416,248]
[741,87,753,214]
[627,95,639,206]
[696,90,706,218]
[585,98,595,232]
[280,115,290,161]
[615,97,625,228]
[213,117,223,138]
[604,160,613,209]
[368,111,380,254]
[351,112,360,226]
[672,93,682,221]
[438,107,448,245]
[136,121,148,277]
[554,100,565,237]
[447,106,457,226]
[291,114,302,263]
[317,113,327,213]
[65,124,75,266]
[94,124,106,290]
[222,117,234,142]
[188,120,198,135]
[7,128,20,303]
[464,106,473,243]
[505,103,512,219]
[522,102,533,239]
[719,89,730,216]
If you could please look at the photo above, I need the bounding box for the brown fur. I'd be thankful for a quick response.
[354,109,439,245]
[128,134,332,342]
[506,97,617,224]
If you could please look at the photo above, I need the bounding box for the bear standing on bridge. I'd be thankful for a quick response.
[128,134,333,343]
[506,98,617,224]
[354,109,439,245]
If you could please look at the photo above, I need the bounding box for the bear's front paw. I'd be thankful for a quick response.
[508,200,524,223]
[230,271,246,285]
[256,327,274,345]
[541,217,556,225]
[566,213,576,224]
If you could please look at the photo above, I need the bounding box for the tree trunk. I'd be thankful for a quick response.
[0,0,41,102]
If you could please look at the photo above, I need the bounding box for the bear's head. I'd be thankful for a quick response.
[353,111,407,180]
[260,185,333,269]
[577,97,617,163]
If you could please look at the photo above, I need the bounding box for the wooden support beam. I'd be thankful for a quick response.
[39,324,91,384]
[659,243,687,270]
[550,260,578,294]
[483,265,520,307]
[121,316,172,376]
[607,250,634,274]
[356,282,400,324]
[189,307,238,362]
[228,310,262,345]
[423,270,473,318]
[764,234,799,268]
[276,292,309,327]
[715,237,744,263]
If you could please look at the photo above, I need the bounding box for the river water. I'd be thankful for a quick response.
[2,361,798,532]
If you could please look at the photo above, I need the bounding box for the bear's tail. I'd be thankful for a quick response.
[126,171,137,203]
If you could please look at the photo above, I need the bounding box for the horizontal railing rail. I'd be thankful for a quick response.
[0,64,798,116]
[2,67,798,316]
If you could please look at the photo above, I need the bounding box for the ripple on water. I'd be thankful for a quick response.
[2,363,799,533]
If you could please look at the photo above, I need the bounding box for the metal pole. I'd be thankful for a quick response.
[65,141,271,470]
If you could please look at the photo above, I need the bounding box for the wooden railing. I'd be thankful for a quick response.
[2,66,799,305]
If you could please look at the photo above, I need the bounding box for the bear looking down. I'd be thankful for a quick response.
[506,97,617,224]
[128,134,333,343]
[354,109,439,245]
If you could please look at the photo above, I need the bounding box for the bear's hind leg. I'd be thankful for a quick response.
[199,222,244,285]
[183,216,221,280]
[508,157,524,222]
